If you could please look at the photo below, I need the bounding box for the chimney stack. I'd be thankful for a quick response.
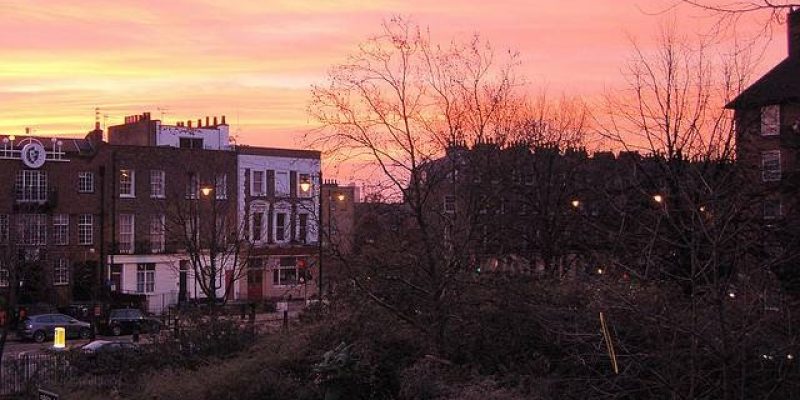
[188,120,193,128]
[790,8,800,58]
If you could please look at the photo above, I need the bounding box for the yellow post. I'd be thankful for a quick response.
[54,327,65,349]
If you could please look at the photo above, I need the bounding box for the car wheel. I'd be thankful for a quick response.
[111,325,122,336]
[79,328,92,340]
[33,330,46,343]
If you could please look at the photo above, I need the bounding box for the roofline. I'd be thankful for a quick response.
[235,145,321,160]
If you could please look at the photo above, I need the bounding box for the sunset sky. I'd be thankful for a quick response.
[0,0,788,179]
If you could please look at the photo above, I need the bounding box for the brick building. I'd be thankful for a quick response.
[0,112,322,313]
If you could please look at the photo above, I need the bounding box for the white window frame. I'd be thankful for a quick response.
[185,173,199,199]
[252,170,265,196]
[17,214,47,245]
[762,150,781,182]
[16,170,48,203]
[274,211,289,243]
[215,173,227,200]
[136,263,155,293]
[78,214,93,245]
[119,214,135,254]
[53,258,69,286]
[150,170,165,199]
[0,214,8,244]
[150,214,165,253]
[78,172,94,193]
[272,257,298,286]
[761,105,780,136]
[443,195,456,214]
[764,199,783,220]
[0,266,8,287]
[120,169,135,198]
[53,214,68,245]
[275,171,289,197]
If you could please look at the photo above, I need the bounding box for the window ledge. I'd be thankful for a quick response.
[120,194,136,199]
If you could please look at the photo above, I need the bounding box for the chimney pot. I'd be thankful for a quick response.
[790,9,800,58]
[188,120,193,128]
[205,116,210,126]
[221,115,226,125]
[198,119,202,127]
[213,116,218,126]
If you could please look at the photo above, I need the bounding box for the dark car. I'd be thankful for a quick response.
[81,340,139,356]
[19,313,93,343]
[105,308,162,336]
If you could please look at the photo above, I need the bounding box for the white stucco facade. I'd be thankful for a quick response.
[154,122,230,150]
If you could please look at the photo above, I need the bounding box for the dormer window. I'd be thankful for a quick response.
[761,105,780,136]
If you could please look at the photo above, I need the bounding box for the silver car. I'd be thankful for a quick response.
[19,313,92,343]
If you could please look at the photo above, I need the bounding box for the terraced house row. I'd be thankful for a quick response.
[0,113,321,313]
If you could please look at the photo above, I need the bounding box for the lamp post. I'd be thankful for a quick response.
[198,185,213,302]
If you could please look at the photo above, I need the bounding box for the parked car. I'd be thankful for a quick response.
[80,340,139,356]
[19,313,93,343]
[105,308,162,336]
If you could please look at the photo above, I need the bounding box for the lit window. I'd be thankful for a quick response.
[16,170,48,202]
[119,169,135,198]
[150,170,165,198]
[136,263,155,293]
[761,105,780,136]
[78,172,94,193]
[150,214,165,253]
[53,258,69,286]
[762,151,781,182]
[53,214,68,245]
[78,214,93,245]
[119,214,134,254]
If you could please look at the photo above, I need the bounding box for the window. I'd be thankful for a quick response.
[0,215,7,244]
[150,170,165,198]
[252,171,264,196]
[179,137,204,149]
[16,170,47,202]
[298,173,312,197]
[136,263,155,293]
[764,199,783,220]
[761,105,780,136]
[119,214,134,254]
[0,266,7,287]
[272,256,298,286]
[252,212,264,242]
[53,214,68,245]
[16,214,47,245]
[215,173,227,200]
[78,172,94,193]
[762,151,781,182]
[150,214,165,253]
[524,172,535,186]
[275,171,289,196]
[53,258,69,286]
[119,169,135,198]
[443,195,456,214]
[185,173,199,199]
[298,214,308,244]
[78,214,93,245]
[275,212,287,242]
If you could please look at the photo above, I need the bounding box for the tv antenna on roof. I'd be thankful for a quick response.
[157,106,169,121]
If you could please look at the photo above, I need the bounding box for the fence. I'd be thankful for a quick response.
[0,353,121,397]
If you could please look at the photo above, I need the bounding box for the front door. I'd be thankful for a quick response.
[247,269,263,300]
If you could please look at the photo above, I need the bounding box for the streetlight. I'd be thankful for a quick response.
[299,179,312,193]
[571,199,580,208]
[200,186,213,197]
[652,194,664,204]
[337,193,345,202]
